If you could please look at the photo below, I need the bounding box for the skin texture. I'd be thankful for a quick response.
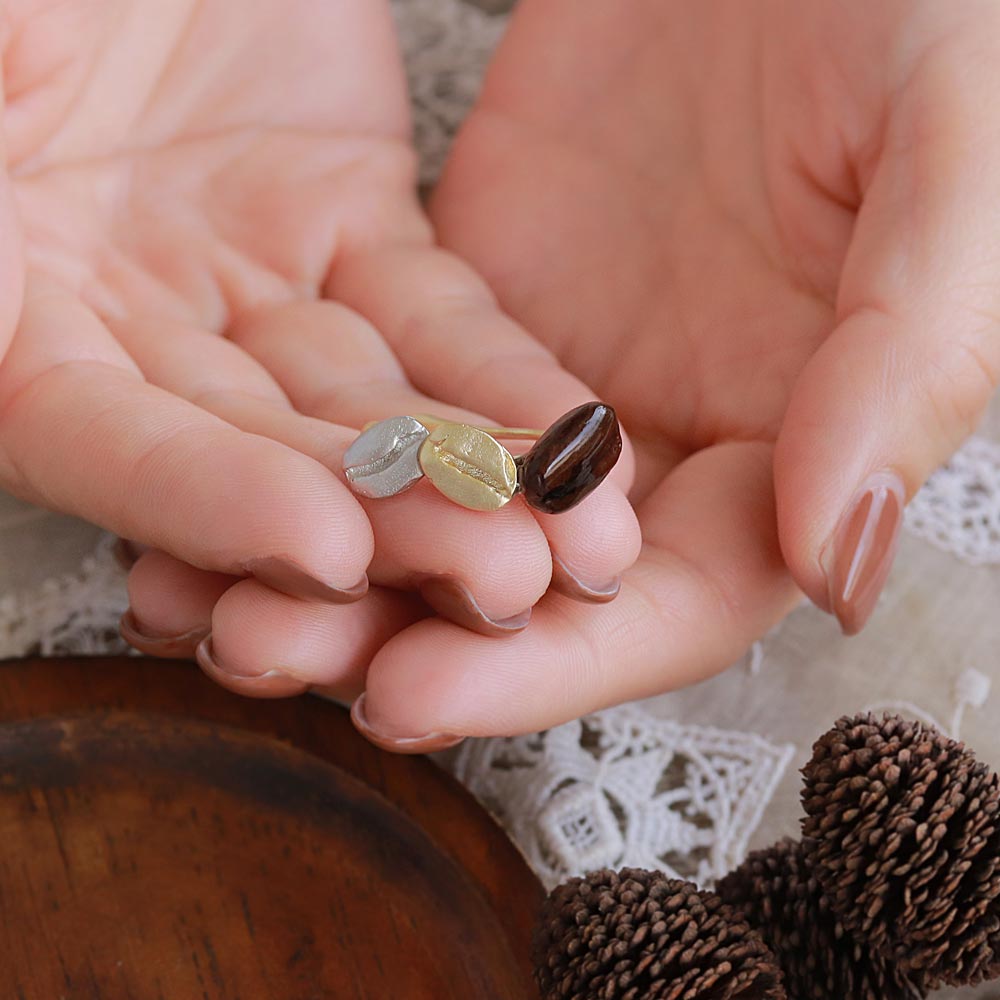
[352,0,1000,743]
[4,1,1000,748]
[0,0,640,706]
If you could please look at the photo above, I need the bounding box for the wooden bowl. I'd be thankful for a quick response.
[0,657,543,999]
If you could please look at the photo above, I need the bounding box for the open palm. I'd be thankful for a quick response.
[0,0,639,716]
[350,0,1000,740]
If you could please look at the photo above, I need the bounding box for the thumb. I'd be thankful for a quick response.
[775,42,1000,634]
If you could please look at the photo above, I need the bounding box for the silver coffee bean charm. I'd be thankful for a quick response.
[343,416,429,499]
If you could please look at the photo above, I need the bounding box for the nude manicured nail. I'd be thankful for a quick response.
[821,469,905,635]
[195,636,308,697]
[350,693,464,755]
[244,556,368,604]
[119,609,208,658]
[418,575,531,637]
[550,553,621,604]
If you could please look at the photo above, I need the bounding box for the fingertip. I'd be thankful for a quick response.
[195,635,309,699]
[243,556,369,604]
[367,483,553,618]
[417,574,532,636]
[361,615,557,740]
[119,609,209,660]
[550,553,621,603]
[350,692,465,754]
[127,549,235,637]
[773,315,917,628]
[208,578,424,693]
[538,482,641,604]
[196,433,377,590]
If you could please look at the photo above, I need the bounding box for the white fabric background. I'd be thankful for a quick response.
[2,2,998,996]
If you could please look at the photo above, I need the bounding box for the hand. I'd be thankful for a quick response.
[0,1,640,712]
[349,0,1000,739]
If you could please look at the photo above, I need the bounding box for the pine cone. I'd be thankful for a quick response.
[801,713,1000,987]
[717,838,925,1000]
[533,868,785,1000]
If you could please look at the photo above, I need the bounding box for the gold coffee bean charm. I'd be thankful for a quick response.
[418,422,518,512]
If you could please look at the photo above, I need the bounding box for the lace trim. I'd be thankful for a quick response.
[904,434,1000,565]
[863,667,992,741]
[449,705,795,889]
[0,533,128,659]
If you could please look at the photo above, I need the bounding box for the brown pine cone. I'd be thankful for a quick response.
[801,713,1000,987]
[717,838,925,1000]
[533,868,785,1000]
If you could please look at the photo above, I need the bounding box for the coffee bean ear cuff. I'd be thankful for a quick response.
[343,402,622,514]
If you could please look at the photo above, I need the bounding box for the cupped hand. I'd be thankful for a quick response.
[349,0,1000,741]
[0,0,640,710]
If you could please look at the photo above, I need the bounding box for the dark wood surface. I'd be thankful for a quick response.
[0,657,543,999]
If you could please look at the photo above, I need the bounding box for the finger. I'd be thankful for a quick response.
[119,545,426,704]
[0,277,374,600]
[106,314,294,412]
[195,577,426,701]
[226,298,471,429]
[534,484,642,603]
[119,312,553,628]
[329,244,643,595]
[194,391,551,631]
[775,47,1000,634]
[353,443,799,747]
[328,243,637,493]
[120,548,237,658]
[229,302,640,610]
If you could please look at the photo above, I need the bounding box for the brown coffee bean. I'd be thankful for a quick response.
[519,403,622,514]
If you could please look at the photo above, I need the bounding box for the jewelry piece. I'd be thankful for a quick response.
[518,401,622,514]
[343,402,622,514]
[418,422,519,512]
[342,415,429,500]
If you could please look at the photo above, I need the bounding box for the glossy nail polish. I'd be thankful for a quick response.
[550,553,621,604]
[244,557,368,604]
[351,693,464,754]
[519,402,622,514]
[821,470,905,635]
[195,636,308,697]
[119,610,208,658]
[417,575,531,637]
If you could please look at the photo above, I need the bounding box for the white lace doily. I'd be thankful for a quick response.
[451,706,794,890]
[0,533,128,659]
[904,435,1000,565]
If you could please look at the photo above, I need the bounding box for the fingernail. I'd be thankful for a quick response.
[821,469,905,635]
[417,575,531,637]
[119,609,208,658]
[244,556,368,604]
[550,552,621,604]
[194,636,307,697]
[350,693,464,754]
[112,538,148,571]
